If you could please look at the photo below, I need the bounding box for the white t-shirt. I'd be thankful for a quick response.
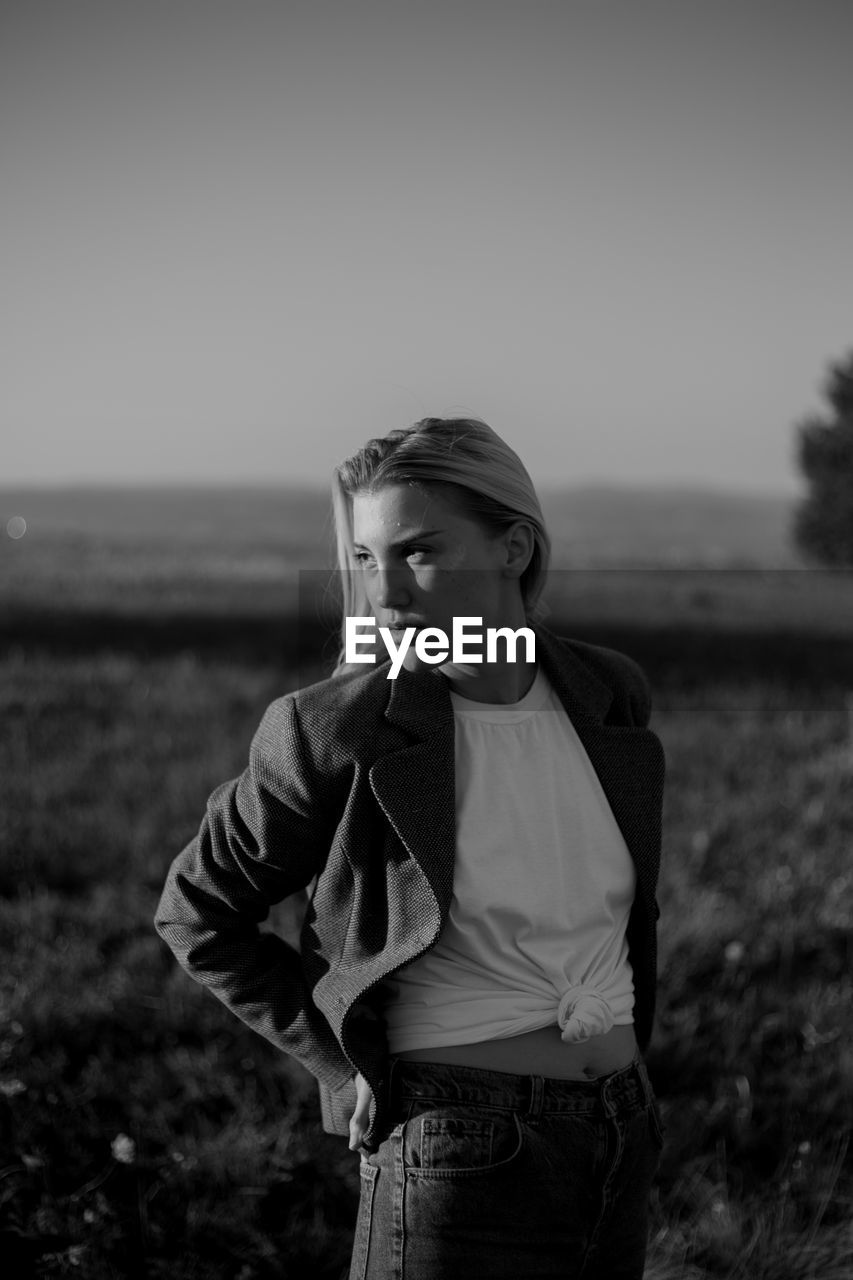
[381,665,636,1051]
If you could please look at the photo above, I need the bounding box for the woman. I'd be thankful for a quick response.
[154,417,666,1279]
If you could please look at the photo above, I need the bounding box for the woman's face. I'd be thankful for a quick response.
[351,483,530,671]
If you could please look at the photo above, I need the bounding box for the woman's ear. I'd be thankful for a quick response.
[501,521,535,579]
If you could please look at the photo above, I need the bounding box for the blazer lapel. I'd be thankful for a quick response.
[536,627,665,915]
[368,666,457,917]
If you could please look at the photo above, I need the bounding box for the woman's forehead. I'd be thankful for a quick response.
[352,484,460,537]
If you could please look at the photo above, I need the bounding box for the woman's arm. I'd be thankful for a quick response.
[154,695,354,1091]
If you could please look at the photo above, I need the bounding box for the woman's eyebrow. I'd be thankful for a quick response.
[352,528,445,550]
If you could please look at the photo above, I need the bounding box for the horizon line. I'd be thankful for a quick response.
[0,477,802,501]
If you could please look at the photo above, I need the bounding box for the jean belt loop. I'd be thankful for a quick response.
[527,1075,545,1124]
[386,1055,401,1112]
[599,1074,613,1118]
[635,1057,654,1108]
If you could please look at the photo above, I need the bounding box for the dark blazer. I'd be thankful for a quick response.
[154,625,665,1151]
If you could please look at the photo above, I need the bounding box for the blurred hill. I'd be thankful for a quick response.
[539,485,799,568]
[3,484,853,682]
[0,483,800,567]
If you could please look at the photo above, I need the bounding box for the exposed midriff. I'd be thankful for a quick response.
[392,1022,638,1080]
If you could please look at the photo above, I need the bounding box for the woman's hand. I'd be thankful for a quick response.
[348,1072,372,1152]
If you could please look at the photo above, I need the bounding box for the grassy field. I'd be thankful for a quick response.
[1,492,851,1276]
[1,628,851,1278]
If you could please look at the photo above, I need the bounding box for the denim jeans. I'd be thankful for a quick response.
[348,1055,664,1280]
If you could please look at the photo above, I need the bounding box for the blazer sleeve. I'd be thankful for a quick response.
[153,695,354,1091]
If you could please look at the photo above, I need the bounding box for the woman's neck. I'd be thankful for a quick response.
[438,658,539,705]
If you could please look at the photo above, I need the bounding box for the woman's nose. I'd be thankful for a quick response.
[371,568,411,610]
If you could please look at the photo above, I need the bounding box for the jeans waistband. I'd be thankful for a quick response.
[387,1054,653,1121]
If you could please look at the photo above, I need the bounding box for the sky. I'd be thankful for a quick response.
[2,0,852,495]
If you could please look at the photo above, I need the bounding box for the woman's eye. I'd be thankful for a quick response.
[352,547,430,565]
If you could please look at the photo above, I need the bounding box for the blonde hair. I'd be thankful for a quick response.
[330,417,551,673]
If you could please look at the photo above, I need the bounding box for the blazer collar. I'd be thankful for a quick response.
[381,622,613,736]
[533,625,614,724]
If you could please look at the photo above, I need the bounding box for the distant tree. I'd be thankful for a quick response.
[793,350,853,566]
